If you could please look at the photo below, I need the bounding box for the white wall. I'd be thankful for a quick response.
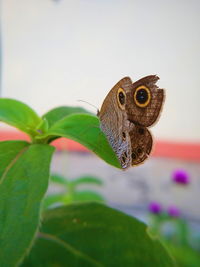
[1,0,200,142]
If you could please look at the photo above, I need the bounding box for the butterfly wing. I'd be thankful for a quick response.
[98,77,133,169]
[129,125,153,166]
[125,75,165,127]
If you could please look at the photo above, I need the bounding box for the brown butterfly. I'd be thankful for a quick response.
[97,75,165,169]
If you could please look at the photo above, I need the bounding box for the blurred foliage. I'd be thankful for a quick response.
[43,174,105,209]
[148,211,200,266]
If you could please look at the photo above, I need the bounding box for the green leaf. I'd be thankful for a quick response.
[0,141,29,181]
[50,175,103,187]
[73,191,105,203]
[72,176,103,187]
[22,203,175,266]
[22,233,99,267]
[43,106,92,128]
[42,193,66,210]
[50,174,68,185]
[0,98,42,135]
[38,114,121,169]
[0,143,55,267]
[166,243,200,267]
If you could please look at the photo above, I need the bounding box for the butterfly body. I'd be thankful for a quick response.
[98,75,164,169]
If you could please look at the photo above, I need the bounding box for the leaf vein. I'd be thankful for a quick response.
[0,145,29,184]
[38,232,103,267]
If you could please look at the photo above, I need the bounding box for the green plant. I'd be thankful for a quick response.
[148,210,200,267]
[0,98,175,266]
[43,174,105,209]
[148,168,200,267]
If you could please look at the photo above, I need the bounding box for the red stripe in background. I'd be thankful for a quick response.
[0,130,200,162]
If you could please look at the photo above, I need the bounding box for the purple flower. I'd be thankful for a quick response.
[148,202,162,214]
[172,169,190,185]
[168,206,180,217]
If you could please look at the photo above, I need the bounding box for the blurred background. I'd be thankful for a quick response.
[1,0,200,265]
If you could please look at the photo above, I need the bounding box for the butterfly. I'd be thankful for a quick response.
[98,75,165,169]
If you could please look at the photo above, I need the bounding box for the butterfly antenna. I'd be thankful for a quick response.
[77,100,100,114]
